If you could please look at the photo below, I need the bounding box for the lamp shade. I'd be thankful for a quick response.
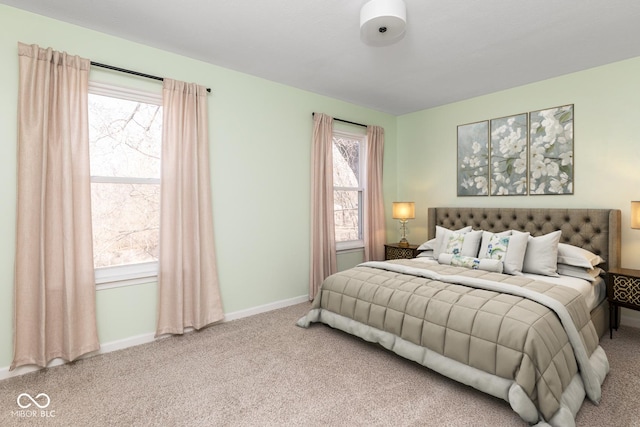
[392,202,415,220]
[360,0,407,46]
[632,201,640,229]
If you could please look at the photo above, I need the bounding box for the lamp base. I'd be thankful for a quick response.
[397,238,409,248]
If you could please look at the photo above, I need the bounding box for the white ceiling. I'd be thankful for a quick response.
[3,0,640,115]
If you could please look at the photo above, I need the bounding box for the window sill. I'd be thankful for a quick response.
[96,275,157,291]
[95,261,158,291]
[336,240,364,252]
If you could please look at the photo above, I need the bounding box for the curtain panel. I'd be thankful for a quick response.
[309,113,337,300]
[364,125,386,261]
[156,79,224,336]
[12,43,99,370]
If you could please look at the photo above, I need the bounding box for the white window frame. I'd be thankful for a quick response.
[333,130,366,252]
[88,82,162,289]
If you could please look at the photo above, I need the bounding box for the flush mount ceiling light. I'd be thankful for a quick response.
[360,0,407,46]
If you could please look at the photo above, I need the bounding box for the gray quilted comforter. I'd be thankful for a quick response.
[297,259,609,426]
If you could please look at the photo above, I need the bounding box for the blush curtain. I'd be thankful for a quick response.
[12,43,99,370]
[364,125,386,261]
[156,79,224,336]
[309,113,337,300]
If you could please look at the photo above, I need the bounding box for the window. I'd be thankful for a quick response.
[88,83,162,286]
[332,131,366,251]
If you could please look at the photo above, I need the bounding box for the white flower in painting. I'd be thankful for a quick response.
[559,172,569,184]
[496,186,509,195]
[546,162,560,177]
[533,182,547,194]
[549,179,564,194]
[507,117,515,126]
[531,160,546,179]
[531,121,541,132]
[514,177,527,194]
[475,176,488,193]
[540,109,564,144]
[563,123,573,141]
[559,151,573,166]
[468,156,480,168]
[494,172,504,182]
[514,152,527,174]
[472,141,481,154]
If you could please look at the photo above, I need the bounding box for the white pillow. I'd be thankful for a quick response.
[557,243,605,268]
[557,264,604,283]
[416,250,435,259]
[417,238,436,251]
[433,225,473,258]
[478,230,529,275]
[443,230,483,257]
[522,230,562,277]
[503,230,529,275]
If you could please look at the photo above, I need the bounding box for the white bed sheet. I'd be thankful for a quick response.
[408,257,606,311]
[521,273,606,312]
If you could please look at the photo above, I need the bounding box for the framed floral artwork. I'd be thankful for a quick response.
[529,104,574,194]
[490,113,528,195]
[457,121,489,196]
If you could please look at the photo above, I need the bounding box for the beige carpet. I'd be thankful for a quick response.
[1,302,639,426]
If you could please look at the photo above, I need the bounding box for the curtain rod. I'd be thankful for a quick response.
[90,61,211,93]
[312,112,367,128]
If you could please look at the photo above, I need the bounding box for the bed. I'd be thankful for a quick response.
[297,207,621,427]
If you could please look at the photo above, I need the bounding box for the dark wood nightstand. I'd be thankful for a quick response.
[607,267,640,338]
[384,243,420,260]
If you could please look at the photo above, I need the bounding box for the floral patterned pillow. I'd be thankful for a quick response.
[438,253,504,273]
[485,233,510,261]
[444,230,482,257]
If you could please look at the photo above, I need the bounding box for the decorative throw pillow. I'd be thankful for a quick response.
[477,230,528,275]
[479,231,511,257]
[557,243,605,268]
[522,230,562,277]
[438,253,504,273]
[433,225,473,258]
[484,233,510,260]
[444,230,483,257]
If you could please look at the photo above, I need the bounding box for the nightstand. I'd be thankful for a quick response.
[607,267,640,338]
[384,243,420,260]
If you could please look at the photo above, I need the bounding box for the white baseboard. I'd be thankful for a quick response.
[0,294,309,381]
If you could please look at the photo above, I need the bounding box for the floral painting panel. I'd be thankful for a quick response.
[457,121,489,196]
[529,104,574,195]
[490,113,528,196]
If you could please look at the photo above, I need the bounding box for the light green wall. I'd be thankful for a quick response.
[397,56,640,322]
[4,3,639,370]
[0,5,398,369]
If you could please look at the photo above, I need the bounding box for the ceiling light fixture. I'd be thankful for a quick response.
[360,0,407,47]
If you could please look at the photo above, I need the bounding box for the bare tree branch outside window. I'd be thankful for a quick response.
[88,94,161,268]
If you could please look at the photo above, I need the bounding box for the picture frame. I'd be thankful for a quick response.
[489,113,528,196]
[528,104,574,195]
[457,120,489,196]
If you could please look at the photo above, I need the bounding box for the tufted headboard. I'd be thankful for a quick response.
[427,207,621,271]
